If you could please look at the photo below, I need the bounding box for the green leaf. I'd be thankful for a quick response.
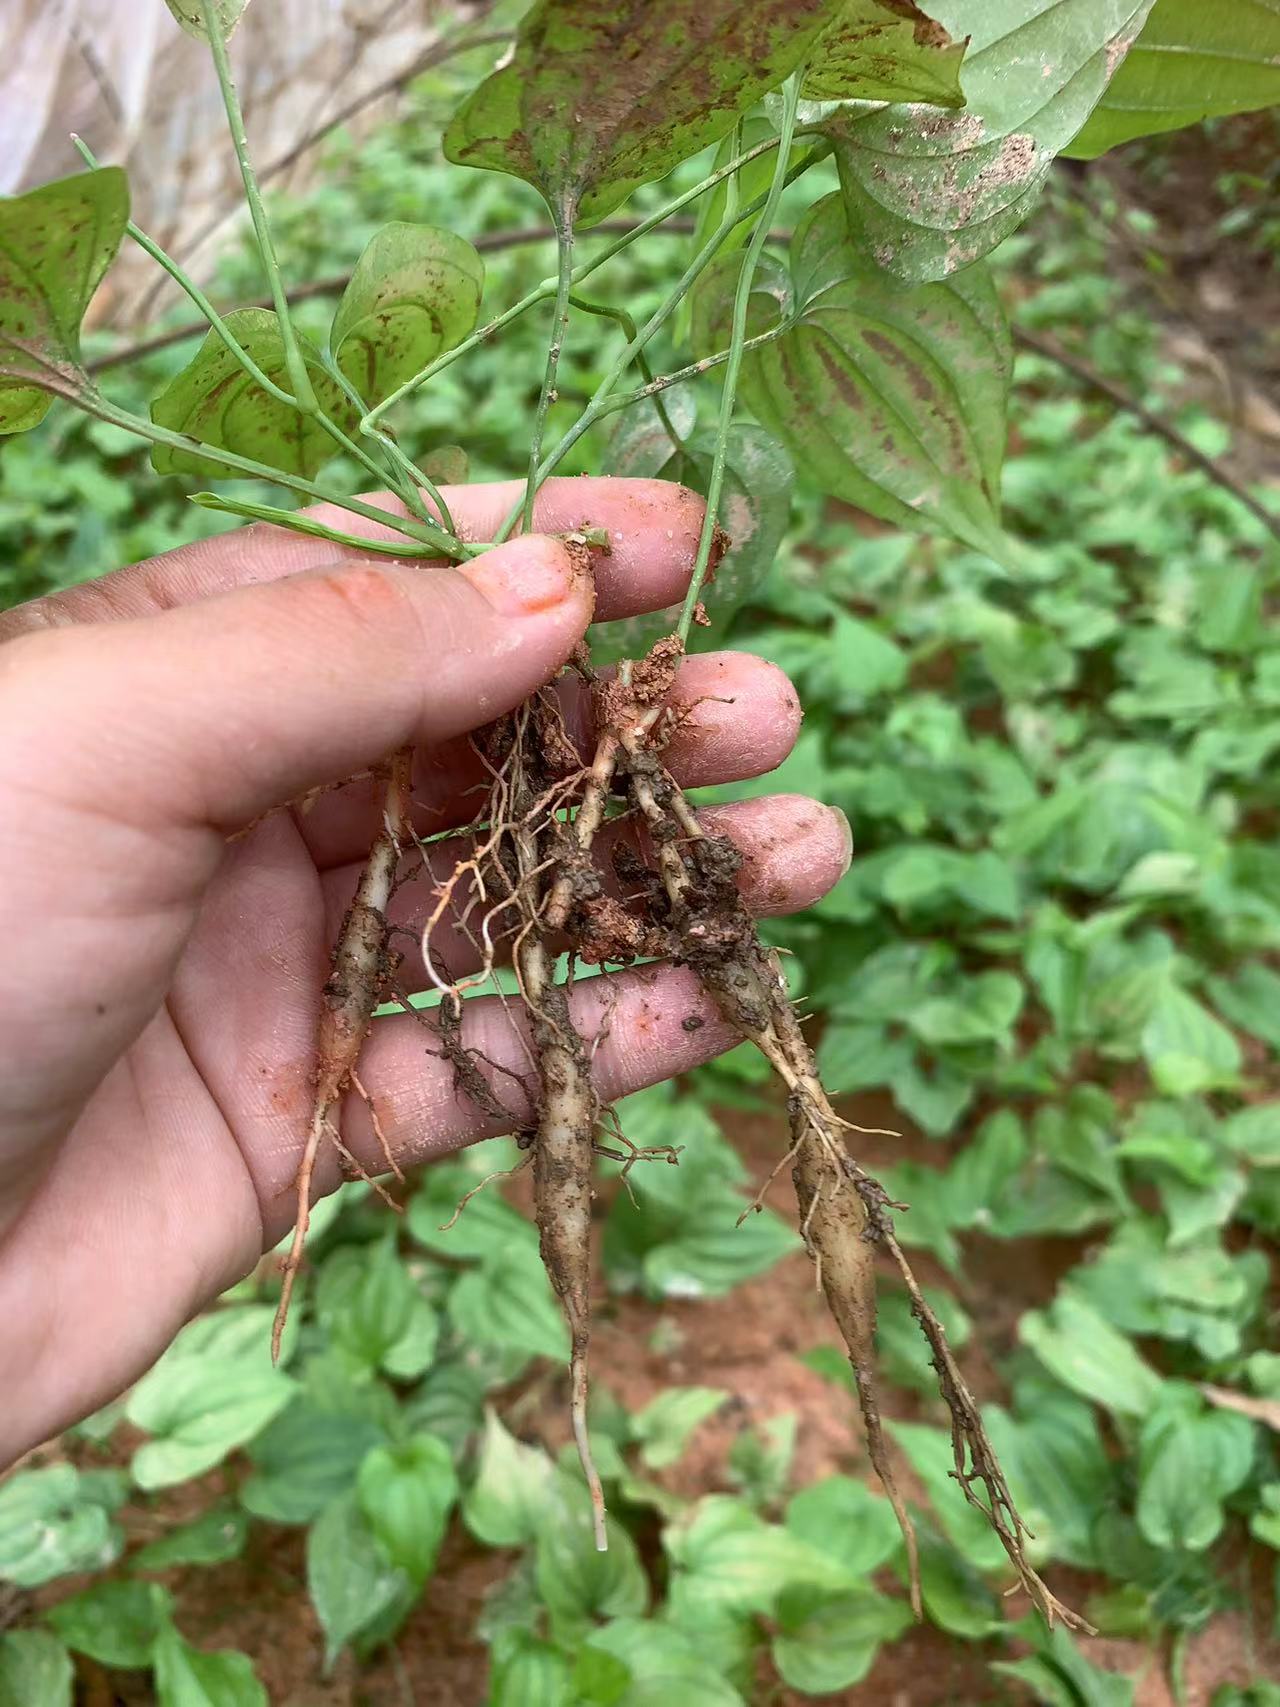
[46,1579,172,1667]
[1141,984,1242,1097]
[534,1484,648,1633]
[1222,1105,1280,1168]
[1135,1389,1255,1553]
[306,1492,409,1671]
[805,0,967,107]
[1068,0,1280,157]
[0,1465,124,1588]
[330,223,483,408]
[449,1242,569,1365]
[888,1422,1009,1574]
[994,1621,1136,1707]
[152,1627,267,1707]
[591,423,794,664]
[488,1632,574,1706]
[773,1581,912,1693]
[820,0,1154,281]
[908,969,1023,1046]
[0,1630,73,1707]
[126,1309,297,1490]
[463,1408,556,1547]
[161,1,251,40]
[408,1161,537,1262]
[718,194,1011,554]
[1207,963,1280,1052]
[665,1495,854,1621]
[786,1475,905,1576]
[316,1238,438,1378]
[240,1391,388,1525]
[1020,1294,1163,1419]
[727,1414,798,1509]
[632,1388,729,1470]
[149,308,357,479]
[0,168,129,433]
[586,1619,745,1707]
[133,1505,249,1570]
[443,0,844,225]
[913,1525,1003,1637]
[357,1435,458,1584]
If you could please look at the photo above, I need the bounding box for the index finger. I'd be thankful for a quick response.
[0,476,707,638]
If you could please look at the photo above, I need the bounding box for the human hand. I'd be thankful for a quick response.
[0,478,851,1463]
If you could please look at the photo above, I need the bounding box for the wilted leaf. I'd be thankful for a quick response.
[330,223,483,408]
[1068,0,1280,157]
[443,0,844,225]
[806,0,966,107]
[700,195,1010,553]
[817,0,1154,280]
[0,168,129,433]
[162,0,252,40]
[149,308,357,479]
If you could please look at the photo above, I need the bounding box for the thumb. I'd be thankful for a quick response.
[1,534,593,835]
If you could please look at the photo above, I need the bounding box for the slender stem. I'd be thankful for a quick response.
[71,135,294,409]
[322,358,446,526]
[190,492,440,556]
[84,393,471,558]
[676,75,803,645]
[359,133,789,432]
[200,0,318,413]
[524,219,576,533]
[73,138,447,538]
[592,323,789,421]
[569,295,684,452]
[490,142,829,543]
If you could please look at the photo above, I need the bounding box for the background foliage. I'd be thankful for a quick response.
[1,14,1279,1707]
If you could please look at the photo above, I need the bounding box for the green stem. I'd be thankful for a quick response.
[200,0,318,414]
[71,135,294,409]
[84,393,470,559]
[359,133,790,433]
[322,358,448,527]
[524,219,576,533]
[191,492,440,556]
[74,137,441,534]
[591,323,789,422]
[675,75,803,646]
[569,295,684,453]
[490,141,828,543]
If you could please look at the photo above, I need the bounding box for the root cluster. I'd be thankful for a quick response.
[276,632,1086,1628]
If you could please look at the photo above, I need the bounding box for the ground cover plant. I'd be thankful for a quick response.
[1,0,1279,1701]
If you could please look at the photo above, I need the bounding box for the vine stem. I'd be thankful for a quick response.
[200,0,318,414]
[359,133,792,434]
[73,142,435,527]
[675,73,802,646]
[83,393,471,559]
[524,218,576,534]
[491,141,830,544]
[569,295,685,454]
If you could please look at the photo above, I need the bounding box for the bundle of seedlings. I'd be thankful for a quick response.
[4,0,1191,1633]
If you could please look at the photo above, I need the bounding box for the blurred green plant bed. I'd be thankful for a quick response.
[3,61,1280,1707]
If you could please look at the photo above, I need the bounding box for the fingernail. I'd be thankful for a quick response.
[461,543,576,617]
[833,808,854,875]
